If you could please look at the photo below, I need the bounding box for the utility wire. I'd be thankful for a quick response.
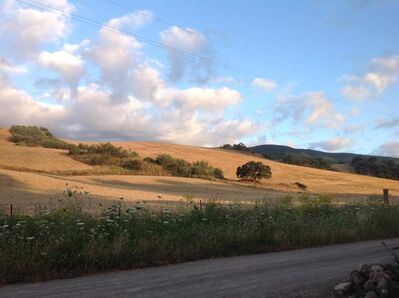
[15,0,398,119]
[103,0,257,58]
[16,0,256,77]
[101,0,398,119]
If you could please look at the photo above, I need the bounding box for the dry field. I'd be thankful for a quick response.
[0,128,398,212]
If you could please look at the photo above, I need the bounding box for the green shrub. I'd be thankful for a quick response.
[9,125,74,150]
[154,154,223,179]
[122,159,142,171]
[212,168,224,179]
[69,143,140,169]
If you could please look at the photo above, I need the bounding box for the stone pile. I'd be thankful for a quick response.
[334,263,399,297]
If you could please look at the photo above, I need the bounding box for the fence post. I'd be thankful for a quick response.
[383,189,390,205]
[10,204,13,216]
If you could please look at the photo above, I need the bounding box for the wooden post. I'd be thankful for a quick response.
[199,200,203,214]
[9,204,13,216]
[383,189,390,205]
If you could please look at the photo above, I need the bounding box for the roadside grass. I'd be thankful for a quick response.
[1,195,399,284]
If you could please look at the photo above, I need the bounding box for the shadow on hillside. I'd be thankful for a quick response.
[0,173,60,213]
[86,177,278,201]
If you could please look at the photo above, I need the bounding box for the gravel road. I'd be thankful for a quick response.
[1,238,398,298]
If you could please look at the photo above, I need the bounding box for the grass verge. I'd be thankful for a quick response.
[1,197,399,284]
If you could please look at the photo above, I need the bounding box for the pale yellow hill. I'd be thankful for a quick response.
[108,141,399,196]
[0,128,91,172]
[0,127,398,211]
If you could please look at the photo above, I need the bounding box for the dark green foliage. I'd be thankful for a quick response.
[280,155,332,170]
[69,142,139,168]
[122,159,142,171]
[2,201,399,284]
[154,154,224,179]
[143,157,156,163]
[351,156,399,180]
[212,168,225,180]
[84,143,137,158]
[9,125,74,150]
[155,154,191,177]
[236,161,272,181]
[220,142,250,151]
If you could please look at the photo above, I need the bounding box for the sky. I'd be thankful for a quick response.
[0,0,398,157]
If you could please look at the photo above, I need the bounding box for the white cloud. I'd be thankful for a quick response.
[362,72,393,94]
[38,50,84,89]
[341,55,399,100]
[252,77,278,91]
[0,4,257,146]
[0,0,73,59]
[310,137,354,151]
[274,92,345,129]
[107,10,153,29]
[174,87,241,111]
[374,141,399,158]
[85,15,144,103]
[306,92,345,128]
[341,86,370,101]
[160,26,213,83]
[0,76,66,128]
[0,58,26,75]
[371,55,399,73]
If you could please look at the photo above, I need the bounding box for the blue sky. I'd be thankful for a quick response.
[0,0,398,157]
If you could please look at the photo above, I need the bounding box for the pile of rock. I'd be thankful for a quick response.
[334,263,399,297]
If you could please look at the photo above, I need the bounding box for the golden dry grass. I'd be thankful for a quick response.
[0,128,91,172]
[0,127,398,213]
[104,141,399,196]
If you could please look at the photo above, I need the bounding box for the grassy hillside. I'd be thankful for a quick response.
[0,128,91,172]
[1,127,398,211]
[80,140,399,196]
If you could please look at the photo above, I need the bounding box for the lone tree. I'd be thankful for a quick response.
[236,161,272,181]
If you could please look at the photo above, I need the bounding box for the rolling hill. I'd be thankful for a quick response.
[0,127,398,213]
[250,144,399,164]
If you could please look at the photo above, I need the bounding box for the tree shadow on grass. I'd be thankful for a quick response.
[0,173,58,214]
[86,177,279,201]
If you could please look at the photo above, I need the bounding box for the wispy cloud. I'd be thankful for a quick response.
[309,137,354,151]
[341,55,399,101]
[252,77,278,91]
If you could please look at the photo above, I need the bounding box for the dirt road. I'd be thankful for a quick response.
[1,238,398,297]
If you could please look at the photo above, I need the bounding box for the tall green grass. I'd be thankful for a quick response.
[1,196,399,284]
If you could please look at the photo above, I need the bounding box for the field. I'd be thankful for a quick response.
[0,127,398,213]
[1,127,399,285]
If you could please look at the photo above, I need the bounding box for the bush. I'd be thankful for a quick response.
[84,143,137,158]
[122,159,142,171]
[69,142,140,168]
[236,161,272,181]
[212,168,224,179]
[9,125,75,150]
[154,154,223,180]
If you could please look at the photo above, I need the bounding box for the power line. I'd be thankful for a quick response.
[14,0,398,119]
[102,0,257,58]
[101,0,398,119]
[16,0,257,78]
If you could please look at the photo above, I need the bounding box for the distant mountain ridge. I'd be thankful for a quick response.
[249,144,399,164]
